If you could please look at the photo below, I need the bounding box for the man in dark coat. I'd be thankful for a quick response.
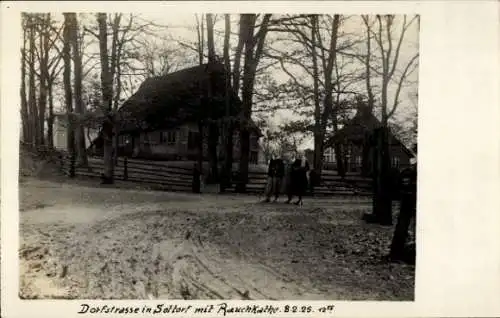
[264,157,285,202]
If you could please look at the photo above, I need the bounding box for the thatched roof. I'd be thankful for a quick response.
[117,63,252,133]
[325,106,414,158]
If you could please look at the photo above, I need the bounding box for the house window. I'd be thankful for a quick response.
[250,135,259,149]
[392,156,400,168]
[160,131,176,145]
[355,155,362,167]
[250,151,258,164]
[188,131,200,149]
[324,153,332,163]
[143,132,160,145]
[119,135,125,146]
[323,148,335,163]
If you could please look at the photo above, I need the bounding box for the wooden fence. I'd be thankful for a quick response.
[61,156,193,192]
[60,155,373,196]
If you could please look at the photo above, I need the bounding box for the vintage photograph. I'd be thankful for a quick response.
[18,13,418,300]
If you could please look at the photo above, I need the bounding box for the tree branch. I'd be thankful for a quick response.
[388,53,419,118]
[388,15,418,78]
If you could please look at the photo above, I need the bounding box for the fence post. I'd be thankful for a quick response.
[192,164,201,193]
[124,157,128,181]
[69,151,76,178]
[60,154,64,174]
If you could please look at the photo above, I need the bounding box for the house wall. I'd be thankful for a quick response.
[228,130,260,163]
[53,116,99,151]
[137,129,182,157]
[130,122,262,163]
[323,141,411,172]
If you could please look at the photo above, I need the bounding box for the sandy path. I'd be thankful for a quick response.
[19,202,332,300]
[19,179,413,300]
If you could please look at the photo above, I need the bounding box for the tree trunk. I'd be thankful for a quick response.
[20,21,29,144]
[28,16,39,148]
[220,14,233,192]
[69,13,88,167]
[332,96,345,178]
[235,14,257,193]
[311,15,323,177]
[371,48,393,223]
[234,14,271,193]
[361,131,372,176]
[236,96,251,193]
[110,14,123,167]
[389,196,415,263]
[236,73,254,193]
[334,142,346,178]
[63,13,75,177]
[222,124,234,190]
[205,14,219,184]
[379,127,393,225]
[38,14,51,147]
[101,121,114,183]
[47,83,54,149]
[113,130,119,165]
[370,127,392,225]
[38,35,47,147]
[389,165,416,264]
[207,123,219,184]
[98,13,114,184]
[232,16,246,94]
[197,121,204,182]
[320,15,341,178]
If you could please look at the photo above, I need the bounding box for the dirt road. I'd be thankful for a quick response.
[19,179,414,300]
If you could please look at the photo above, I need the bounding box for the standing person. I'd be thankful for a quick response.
[286,157,310,205]
[272,157,285,202]
[282,156,292,199]
[264,157,277,202]
[286,158,302,205]
[298,157,310,204]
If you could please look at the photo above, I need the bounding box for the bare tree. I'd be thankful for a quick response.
[20,13,65,149]
[137,37,182,77]
[43,17,64,150]
[264,14,344,178]
[235,14,272,193]
[66,13,89,166]
[311,15,322,172]
[205,13,220,184]
[63,13,76,177]
[27,15,40,147]
[316,15,341,178]
[97,13,115,184]
[46,50,64,149]
[20,14,29,144]
[219,14,234,192]
[36,14,50,147]
[362,14,419,225]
